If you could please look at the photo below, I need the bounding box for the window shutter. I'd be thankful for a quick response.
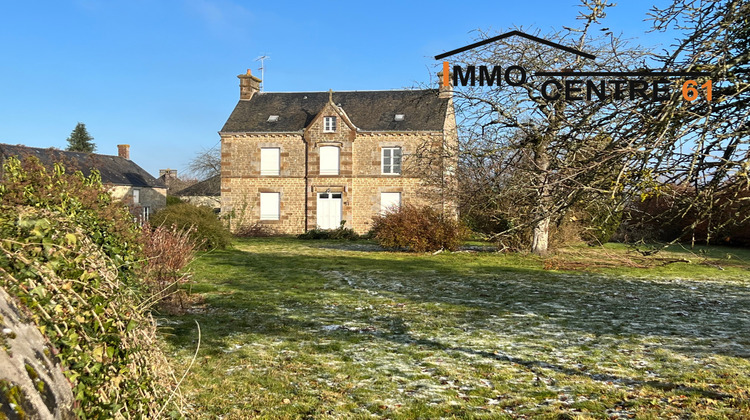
[260,148,280,175]
[259,192,280,220]
[380,192,401,214]
[320,146,340,175]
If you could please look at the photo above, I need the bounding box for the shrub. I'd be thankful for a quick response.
[235,222,277,238]
[166,195,183,206]
[371,205,469,252]
[620,183,750,246]
[0,156,183,417]
[150,203,232,250]
[462,209,514,237]
[0,156,142,283]
[140,224,199,314]
[551,202,623,247]
[297,223,360,240]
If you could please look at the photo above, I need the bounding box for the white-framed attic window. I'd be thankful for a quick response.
[394,114,405,121]
[267,115,279,122]
[323,116,337,133]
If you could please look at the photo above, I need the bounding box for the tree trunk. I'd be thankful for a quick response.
[531,135,552,256]
[531,215,550,256]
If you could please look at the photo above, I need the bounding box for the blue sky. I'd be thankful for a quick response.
[0,0,675,177]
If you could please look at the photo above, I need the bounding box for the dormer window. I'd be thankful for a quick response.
[323,116,337,133]
[268,115,279,122]
[394,114,405,121]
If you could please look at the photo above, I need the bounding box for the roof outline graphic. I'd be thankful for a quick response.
[434,30,596,61]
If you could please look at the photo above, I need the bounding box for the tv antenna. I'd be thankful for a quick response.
[255,55,269,91]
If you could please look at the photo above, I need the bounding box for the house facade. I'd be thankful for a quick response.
[0,143,166,223]
[219,70,457,235]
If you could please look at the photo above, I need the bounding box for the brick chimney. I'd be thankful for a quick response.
[437,66,453,99]
[159,168,177,179]
[117,144,130,160]
[238,69,262,100]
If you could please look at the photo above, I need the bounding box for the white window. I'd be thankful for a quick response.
[260,147,280,176]
[323,116,337,133]
[319,146,340,175]
[382,147,402,175]
[132,189,140,204]
[259,192,280,220]
[380,192,401,214]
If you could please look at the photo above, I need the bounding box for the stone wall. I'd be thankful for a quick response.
[221,133,307,233]
[222,176,306,234]
[220,98,458,235]
[107,185,167,212]
[1,288,74,419]
[181,195,221,210]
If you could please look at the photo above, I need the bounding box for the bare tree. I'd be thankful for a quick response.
[635,0,750,245]
[447,1,651,254]
[187,146,221,180]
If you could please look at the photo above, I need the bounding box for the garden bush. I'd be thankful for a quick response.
[619,184,750,246]
[166,195,183,206]
[235,222,277,238]
[0,156,142,283]
[0,157,183,417]
[297,222,360,240]
[371,205,469,252]
[140,224,199,314]
[150,203,232,250]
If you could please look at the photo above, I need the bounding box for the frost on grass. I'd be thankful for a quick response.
[167,242,750,418]
[314,267,750,415]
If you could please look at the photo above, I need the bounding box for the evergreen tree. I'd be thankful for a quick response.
[65,122,96,153]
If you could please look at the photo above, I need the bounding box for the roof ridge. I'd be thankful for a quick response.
[0,143,165,189]
[222,89,449,133]
[0,142,123,159]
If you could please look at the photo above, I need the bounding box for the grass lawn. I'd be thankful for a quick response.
[160,238,750,419]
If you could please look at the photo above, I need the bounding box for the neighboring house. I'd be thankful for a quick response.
[157,168,201,196]
[219,70,457,235]
[174,174,221,211]
[0,143,166,222]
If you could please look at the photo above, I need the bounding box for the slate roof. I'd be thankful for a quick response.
[174,174,220,197]
[221,89,449,133]
[0,144,166,188]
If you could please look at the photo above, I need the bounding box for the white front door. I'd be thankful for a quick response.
[317,192,342,229]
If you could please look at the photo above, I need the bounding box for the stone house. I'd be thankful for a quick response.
[0,143,166,222]
[219,70,457,235]
[174,174,221,211]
